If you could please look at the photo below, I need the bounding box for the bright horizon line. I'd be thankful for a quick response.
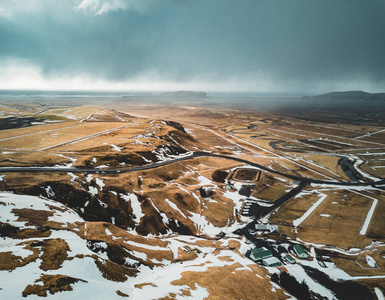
[0,88,307,95]
[1,59,382,96]
[2,88,383,98]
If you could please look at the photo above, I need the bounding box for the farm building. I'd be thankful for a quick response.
[285,255,295,264]
[293,244,308,259]
[254,224,279,234]
[250,247,272,261]
[262,257,281,267]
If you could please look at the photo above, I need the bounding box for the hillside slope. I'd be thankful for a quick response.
[0,192,287,299]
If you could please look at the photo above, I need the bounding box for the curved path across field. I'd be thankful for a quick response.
[0,151,384,187]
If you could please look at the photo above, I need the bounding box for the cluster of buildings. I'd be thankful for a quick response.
[250,244,308,267]
[250,247,282,267]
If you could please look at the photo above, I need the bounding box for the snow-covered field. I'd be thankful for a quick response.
[0,192,284,299]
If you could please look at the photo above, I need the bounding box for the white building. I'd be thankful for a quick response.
[254,224,279,234]
[262,257,281,267]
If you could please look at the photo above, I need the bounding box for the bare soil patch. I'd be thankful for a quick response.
[170,262,286,300]
[22,274,86,297]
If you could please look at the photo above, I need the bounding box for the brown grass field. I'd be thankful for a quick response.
[295,189,374,249]
[0,102,385,294]
[0,122,130,150]
[0,121,79,140]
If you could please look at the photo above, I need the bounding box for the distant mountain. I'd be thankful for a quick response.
[159,91,208,98]
[302,91,385,102]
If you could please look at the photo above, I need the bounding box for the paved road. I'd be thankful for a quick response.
[0,154,194,174]
[194,152,385,187]
[245,179,308,220]
[0,151,384,187]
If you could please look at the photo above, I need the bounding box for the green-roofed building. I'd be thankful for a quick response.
[285,255,295,264]
[293,244,308,259]
[250,247,272,261]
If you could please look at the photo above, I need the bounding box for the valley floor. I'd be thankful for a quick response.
[0,99,384,299]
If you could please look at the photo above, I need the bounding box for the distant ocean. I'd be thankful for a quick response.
[0,90,304,99]
[0,90,304,110]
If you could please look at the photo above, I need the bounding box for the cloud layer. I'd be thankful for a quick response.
[1,0,385,93]
[77,0,155,15]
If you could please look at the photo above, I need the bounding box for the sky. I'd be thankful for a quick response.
[0,0,385,94]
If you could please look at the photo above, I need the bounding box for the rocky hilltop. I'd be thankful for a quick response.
[0,192,283,299]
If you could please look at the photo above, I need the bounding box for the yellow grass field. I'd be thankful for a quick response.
[0,122,130,150]
[0,121,79,140]
[43,106,110,120]
[269,191,321,224]
[296,189,376,249]
[0,101,384,295]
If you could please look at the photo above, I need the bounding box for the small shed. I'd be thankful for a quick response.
[250,247,272,261]
[262,257,281,267]
[317,260,327,268]
[293,244,308,259]
[285,255,295,264]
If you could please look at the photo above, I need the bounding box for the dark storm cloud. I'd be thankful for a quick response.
[1,0,385,92]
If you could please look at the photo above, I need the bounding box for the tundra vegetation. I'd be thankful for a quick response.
[0,96,384,299]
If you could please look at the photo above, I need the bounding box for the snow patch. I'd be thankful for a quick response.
[44,186,55,198]
[360,197,378,236]
[88,186,98,196]
[197,175,213,186]
[166,198,187,219]
[293,193,327,227]
[366,255,376,268]
[110,144,123,151]
[96,165,109,169]
[54,154,77,168]
[95,178,105,190]
[375,288,385,300]
[120,193,144,225]
[86,174,93,182]
[67,172,78,182]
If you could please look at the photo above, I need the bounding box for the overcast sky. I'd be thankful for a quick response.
[1,0,385,93]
